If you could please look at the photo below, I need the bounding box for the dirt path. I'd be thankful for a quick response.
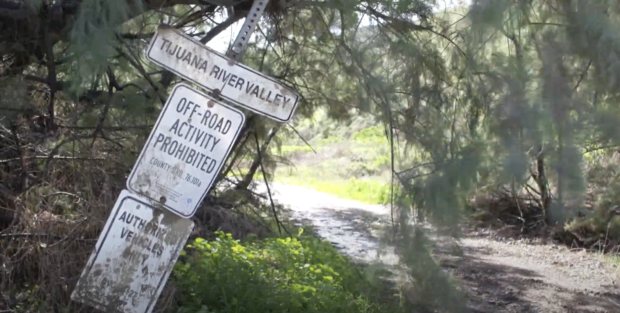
[255,183,620,313]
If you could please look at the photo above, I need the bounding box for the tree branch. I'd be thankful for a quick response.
[23,75,67,91]
[158,12,245,91]
[254,131,290,237]
[91,71,115,147]
[115,44,167,104]
[0,0,34,20]
[43,14,58,129]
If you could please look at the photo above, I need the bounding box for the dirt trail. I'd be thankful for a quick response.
[255,183,620,313]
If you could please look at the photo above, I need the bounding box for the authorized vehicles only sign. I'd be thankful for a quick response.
[71,190,194,313]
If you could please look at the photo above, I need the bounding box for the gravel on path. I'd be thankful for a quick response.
[254,183,620,313]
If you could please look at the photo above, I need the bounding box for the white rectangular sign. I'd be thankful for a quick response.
[71,190,194,313]
[146,25,300,123]
[127,83,244,218]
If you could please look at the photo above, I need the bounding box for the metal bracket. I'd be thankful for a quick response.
[226,0,271,61]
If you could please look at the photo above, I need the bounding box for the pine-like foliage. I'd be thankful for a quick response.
[2,0,620,312]
[68,0,145,92]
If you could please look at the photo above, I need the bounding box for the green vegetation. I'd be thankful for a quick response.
[277,176,394,205]
[2,0,620,313]
[174,231,395,313]
[260,115,396,204]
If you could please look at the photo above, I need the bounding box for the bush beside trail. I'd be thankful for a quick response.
[467,184,620,254]
[276,116,620,257]
[0,122,285,312]
[174,231,396,313]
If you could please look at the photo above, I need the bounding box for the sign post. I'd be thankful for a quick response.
[73,2,295,311]
[226,0,271,61]
[146,25,300,123]
[71,190,194,313]
[126,83,245,218]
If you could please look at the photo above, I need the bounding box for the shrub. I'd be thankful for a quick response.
[173,231,389,313]
[352,126,386,145]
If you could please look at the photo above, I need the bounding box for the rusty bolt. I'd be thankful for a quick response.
[211,88,221,99]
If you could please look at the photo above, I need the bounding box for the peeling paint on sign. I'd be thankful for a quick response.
[146,25,300,123]
[71,190,194,313]
[127,83,245,218]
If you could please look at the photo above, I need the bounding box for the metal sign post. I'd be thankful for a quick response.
[227,0,271,61]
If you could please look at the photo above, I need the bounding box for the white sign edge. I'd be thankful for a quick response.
[71,189,195,313]
[145,26,300,123]
[126,83,246,218]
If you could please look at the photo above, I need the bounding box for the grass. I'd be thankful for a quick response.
[231,122,400,205]
[277,175,393,205]
[596,251,620,269]
[229,120,399,204]
[228,166,394,205]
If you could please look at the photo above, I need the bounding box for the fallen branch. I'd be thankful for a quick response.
[0,232,96,242]
[287,124,316,154]
[0,156,105,164]
[254,131,290,237]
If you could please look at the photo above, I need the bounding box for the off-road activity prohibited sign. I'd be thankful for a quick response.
[71,190,194,313]
[146,25,300,123]
[127,83,245,218]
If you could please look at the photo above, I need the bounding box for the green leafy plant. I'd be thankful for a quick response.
[173,231,391,313]
[352,126,387,145]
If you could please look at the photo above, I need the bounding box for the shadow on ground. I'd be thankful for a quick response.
[262,183,620,313]
[293,206,620,312]
[438,245,620,313]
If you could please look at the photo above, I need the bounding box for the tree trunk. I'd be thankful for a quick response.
[535,144,552,224]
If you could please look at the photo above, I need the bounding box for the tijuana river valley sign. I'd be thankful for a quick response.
[146,25,300,122]
[71,190,194,313]
[127,83,245,218]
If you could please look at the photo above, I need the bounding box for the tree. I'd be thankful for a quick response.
[0,1,460,311]
[2,0,620,312]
